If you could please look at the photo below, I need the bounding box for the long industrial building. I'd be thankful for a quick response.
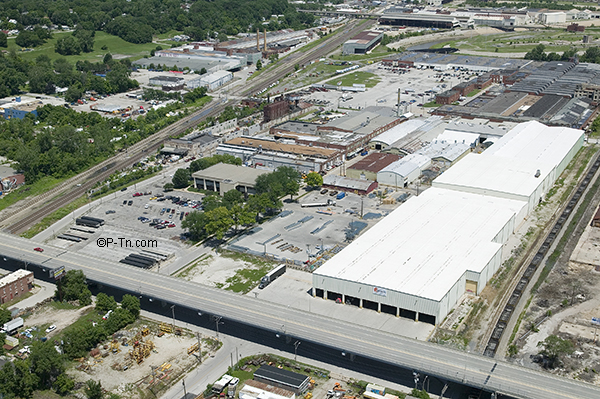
[312,121,584,324]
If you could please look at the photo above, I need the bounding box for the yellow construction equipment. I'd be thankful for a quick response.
[141,328,150,337]
[129,339,155,364]
[188,343,199,355]
[304,393,313,399]
[160,323,173,334]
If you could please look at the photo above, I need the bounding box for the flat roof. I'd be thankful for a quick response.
[348,153,400,173]
[0,269,32,288]
[254,365,309,388]
[433,121,584,197]
[191,163,269,187]
[225,137,337,158]
[323,175,374,191]
[314,187,526,301]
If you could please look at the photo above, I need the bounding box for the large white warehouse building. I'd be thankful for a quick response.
[312,121,584,325]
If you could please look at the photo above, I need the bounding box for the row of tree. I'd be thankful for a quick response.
[181,166,302,240]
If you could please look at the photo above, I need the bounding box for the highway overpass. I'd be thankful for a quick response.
[0,231,597,399]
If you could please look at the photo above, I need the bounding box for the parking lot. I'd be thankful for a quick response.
[229,188,406,263]
[44,170,206,267]
[298,62,477,116]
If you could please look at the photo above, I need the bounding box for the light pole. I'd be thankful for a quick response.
[294,341,301,361]
[170,305,176,330]
[214,316,223,339]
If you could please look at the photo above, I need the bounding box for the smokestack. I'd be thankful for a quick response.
[263,28,267,52]
[257,29,260,51]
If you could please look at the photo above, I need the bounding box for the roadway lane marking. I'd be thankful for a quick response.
[3,241,590,399]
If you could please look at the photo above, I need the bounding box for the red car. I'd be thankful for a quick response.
[34,247,44,252]
[133,192,142,197]
[167,223,176,228]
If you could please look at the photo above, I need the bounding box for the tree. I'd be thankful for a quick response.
[163,182,174,192]
[182,211,206,240]
[230,204,256,232]
[55,36,82,55]
[537,335,574,368]
[0,360,38,399]
[73,29,95,53]
[203,206,234,239]
[0,305,11,325]
[95,292,117,313]
[202,195,223,212]
[256,60,262,70]
[53,373,75,395]
[103,53,113,65]
[121,294,140,319]
[85,379,103,399]
[223,189,244,209]
[524,44,547,61]
[200,67,207,75]
[304,171,323,188]
[29,340,65,388]
[16,30,44,47]
[172,168,191,188]
[56,270,92,305]
[0,32,7,48]
[65,84,83,103]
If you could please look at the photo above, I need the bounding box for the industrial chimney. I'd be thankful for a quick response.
[263,28,267,52]
[256,29,260,51]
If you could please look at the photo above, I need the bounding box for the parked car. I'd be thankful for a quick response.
[34,247,44,252]
[106,210,116,214]
[329,190,338,197]
[45,325,56,333]
[127,200,133,206]
[320,189,329,194]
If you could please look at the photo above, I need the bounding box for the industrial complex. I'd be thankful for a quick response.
[312,121,584,324]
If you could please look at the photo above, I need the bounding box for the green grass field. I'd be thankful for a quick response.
[8,31,158,64]
[430,29,594,54]
[324,71,381,88]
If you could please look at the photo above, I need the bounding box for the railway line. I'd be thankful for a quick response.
[6,100,229,235]
[239,19,373,97]
[483,153,600,357]
[4,17,373,233]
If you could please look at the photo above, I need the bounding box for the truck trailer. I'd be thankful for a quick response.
[259,264,286,289]
[1,317,24,335]
[301,199,336,208]
[212,374,234,394]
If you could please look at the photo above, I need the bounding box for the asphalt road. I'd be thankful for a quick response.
[1,232,598,399]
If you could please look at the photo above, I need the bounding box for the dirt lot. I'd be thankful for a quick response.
[17,300,218,399]
[68,320,210,397]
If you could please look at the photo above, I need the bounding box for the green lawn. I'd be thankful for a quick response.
[324,71,380,88]
[430,29,593,55]
[8,31,158,64]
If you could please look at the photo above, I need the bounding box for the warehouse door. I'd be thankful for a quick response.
[466,280,478,294]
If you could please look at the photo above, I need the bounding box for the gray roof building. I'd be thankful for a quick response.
[191,163,269,195]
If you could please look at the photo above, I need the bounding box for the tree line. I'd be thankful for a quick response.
[0,87,206,184]
[0,0,315,45]
[0,270,140,398]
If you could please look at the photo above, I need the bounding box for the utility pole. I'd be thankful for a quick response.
[294,341,301,361]
[197,333,202,364]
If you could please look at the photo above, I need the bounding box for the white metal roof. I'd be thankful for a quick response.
[416,141,471,163]
[379,153,430,178]
[435,130,479,146]
[314,188,526,301]
[433,121,584,198]
[370,119,426,146]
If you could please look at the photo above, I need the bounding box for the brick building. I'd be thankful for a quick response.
[264,100,289,122]
[436,90,460,105]
[0,269,34,304]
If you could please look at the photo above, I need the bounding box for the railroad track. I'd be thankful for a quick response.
[5,17,375,233]
[6,100,228,235]
[238,19,373,97]
[483,153,600,357]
